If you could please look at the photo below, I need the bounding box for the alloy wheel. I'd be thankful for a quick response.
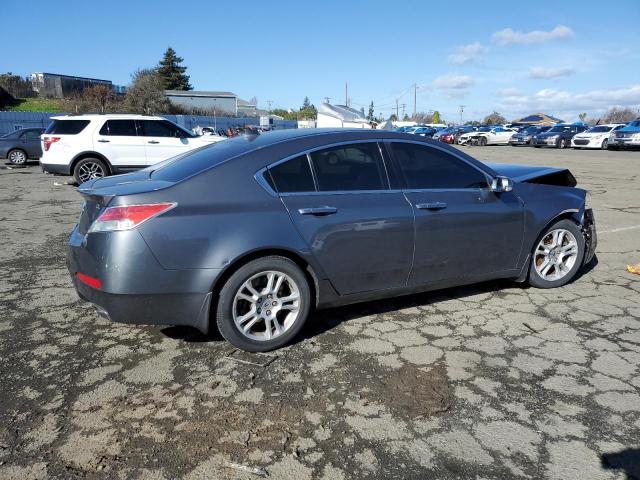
[601,139,608,149]
[9,150,26,165]
[78,161,105,182]
[232,270,301,341]
[534,229,579,281]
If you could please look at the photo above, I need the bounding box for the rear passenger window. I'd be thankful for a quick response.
[44,120,90,135]
[391,142,488,189]
[99,120,137,136]
[268,155,315,193]
[309,143,386,191]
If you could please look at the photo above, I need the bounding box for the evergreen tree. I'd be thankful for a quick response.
[302,96,311,109]
[157,47,192,91]
[368,101,374,121]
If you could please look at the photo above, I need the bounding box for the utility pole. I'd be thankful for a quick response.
[413,83,417,118]
[459,105,465,125]
[324,97,331,104]
[266,100,273,114]
[395,99,399,119]
[345,82,348,106]
[401,103,406,119]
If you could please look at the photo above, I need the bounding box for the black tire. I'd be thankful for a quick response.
[534,145,541,148]
[7,149,28,165]
[601,139,608,150]
[528,219,585,289]
[479,137,487,146]
[558,138,567,149]
[216,256,312,352]
[73,157,109,184]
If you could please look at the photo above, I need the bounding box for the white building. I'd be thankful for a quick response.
[316,103,372,129]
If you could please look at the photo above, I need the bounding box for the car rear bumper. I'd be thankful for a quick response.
[41,161,71,175]
[67,226,220,333]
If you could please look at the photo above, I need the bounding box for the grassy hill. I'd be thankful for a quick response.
[5,97,66,112]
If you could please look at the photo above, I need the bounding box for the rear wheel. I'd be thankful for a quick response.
[479,137,487,146]
[73,158,108,184]
[8,149,27,165]
[216,256,312,352]
[528,219,585,289]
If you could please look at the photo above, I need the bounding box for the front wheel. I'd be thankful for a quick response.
[601,139,608,150]
[216,256,312,352]
[479,137,487,146]
[558,138,567,149]
[528,219,585,289]
[8,149,27,165]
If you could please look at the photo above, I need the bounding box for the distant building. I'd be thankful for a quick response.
[165,90,238,115]
[316,103,372,129]
[30,72,122,98]
[513,113,564,126]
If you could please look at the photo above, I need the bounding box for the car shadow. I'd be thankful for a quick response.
[601,448,640,479]
[161,256,599,346]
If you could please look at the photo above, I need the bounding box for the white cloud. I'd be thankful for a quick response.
[432,74,475,90]
[496,87,520,96]
[495,84,640,119]
[492,25,575,45]
[529,66,575,79]
[448,42,488,64]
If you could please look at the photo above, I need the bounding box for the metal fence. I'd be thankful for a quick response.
[0,111,297,135]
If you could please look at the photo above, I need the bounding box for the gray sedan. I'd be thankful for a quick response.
[0,128,44,164]
[67,129,597,351]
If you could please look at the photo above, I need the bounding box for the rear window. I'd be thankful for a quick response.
[45,120,90,135]
[151,138,253,182]
[99,120,137,136]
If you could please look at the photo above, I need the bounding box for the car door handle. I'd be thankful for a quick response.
[97,139,110,143]
[148,140,160,144]
[298,206,338,216]
[415,202,448,210]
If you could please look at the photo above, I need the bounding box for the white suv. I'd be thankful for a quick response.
[40,114,225,184]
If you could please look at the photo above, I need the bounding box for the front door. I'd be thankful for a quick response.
[139,120,194,165]
[272,143,414,295]
[388,141,524,285]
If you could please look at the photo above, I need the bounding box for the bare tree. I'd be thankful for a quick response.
[483,111,508,124]
[124,69,170,114]
[602,106,638,124]
[63,84,123,113]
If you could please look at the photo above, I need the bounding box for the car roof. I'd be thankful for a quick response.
[50,114,165,121]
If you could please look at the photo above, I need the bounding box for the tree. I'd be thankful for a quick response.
[64,84,121,113]
[368,101,374,121]
[403,113,410,121]
[302,96,311,109]
[578,112,588,122]
[157,47,192,91]
[0,72,34,98]
[483,111,507,124]
[125,69,170,114]
[389,113,398,121]
[602,107,638,124]
[432,111,442,124]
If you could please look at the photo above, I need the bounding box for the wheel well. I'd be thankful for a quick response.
[208,248,320,326]
[70,152,112,175]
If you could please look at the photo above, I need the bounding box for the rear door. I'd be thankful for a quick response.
[139,120,195,165]
[273,142,415,295]
[95,119,147,168]
[388,141,524,285]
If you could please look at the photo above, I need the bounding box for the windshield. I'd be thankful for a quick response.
[586,126,611,133]
[478,127,491,132]
[548,125,570,133]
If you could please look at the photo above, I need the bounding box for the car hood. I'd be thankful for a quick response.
[485,162,574,184]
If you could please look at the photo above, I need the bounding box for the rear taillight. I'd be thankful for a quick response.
[43,136,60,151]
[76,272,102,289]
[88,202,176,233]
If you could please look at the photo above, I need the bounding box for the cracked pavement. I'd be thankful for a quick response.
[0,146,639,479]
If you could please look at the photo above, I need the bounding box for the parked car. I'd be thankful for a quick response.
[432,127,456,141]
[459,126,517,146]
[40,114,226,184]
[571,124,625,149]
[409,126,437,137]
[68,129,596,352]
[0,128,44,165]
[531,123,589,148]
[509,125,552,146]
[608,119,640,149]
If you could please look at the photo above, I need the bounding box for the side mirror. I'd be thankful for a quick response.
[490,176,513,193]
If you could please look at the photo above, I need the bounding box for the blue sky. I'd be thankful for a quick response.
[3,0,640,122]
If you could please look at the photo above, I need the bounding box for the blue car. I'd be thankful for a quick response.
[68,129,597,351]
[609,118,640,149]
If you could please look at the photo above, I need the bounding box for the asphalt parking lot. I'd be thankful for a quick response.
[0,146,639,479]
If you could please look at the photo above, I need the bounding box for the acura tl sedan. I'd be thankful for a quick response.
[68,129,597,351]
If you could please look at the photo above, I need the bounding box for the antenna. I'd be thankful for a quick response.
[459,105,465,125]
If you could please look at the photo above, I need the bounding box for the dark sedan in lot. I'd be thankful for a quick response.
[509,125,552,146]
[531,123,588,149]
[68,129,596,351]
[0,128,44,164]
